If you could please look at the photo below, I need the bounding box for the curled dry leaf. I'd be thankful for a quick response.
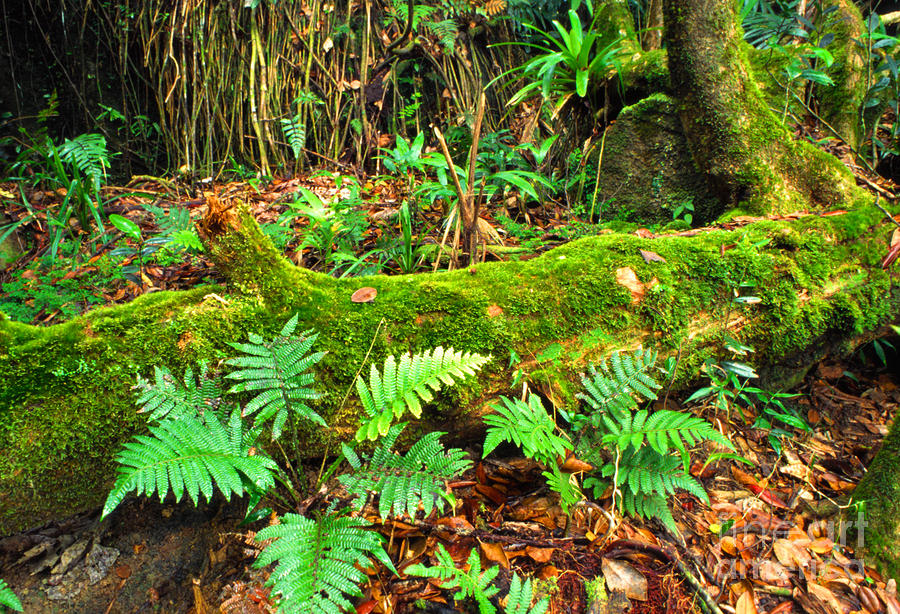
[758,560,791,587]
[639,249,666,263]
[351,287,377,303]
[601,558,648,601]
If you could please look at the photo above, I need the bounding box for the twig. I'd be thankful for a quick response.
[873,195,900,228]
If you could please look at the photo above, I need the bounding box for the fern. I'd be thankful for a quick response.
[599,408,733,470]
[541,465,582,515]
[102,407,277,517]
[576,349,661,419]
[355,347,489,441]
[619,490,678,534]
[135,361,224,422]
[483,394,571,466]
[58,133,109,193]
[281,114,306,159]
[340,423,471,519]
[424,19,459,52]
[254,513,394,614]
[505,573,549,614]
[406,544,499,614]
[0,579,22,612]
[572,348,732,532]
[225,314,326,438]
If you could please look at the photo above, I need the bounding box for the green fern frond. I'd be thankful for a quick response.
[340,424,471,519]
[355,347,489,441]
[58,133,109,193]
[619,490,678,534]
[141,202,193,236]
[424,19,458,52]
[607,448,708,503]
[540,465,582,516]
[281,115,306,159]
[505,573,549,614]
[255,513,394,614]
[102,407,278,517]
[577,349,661,418]
[601,408,733,466]
[135,362,224,422]
[0,579,22,612]
[483,395,571,466]
[406,544,500,614]
[226,314,326,438]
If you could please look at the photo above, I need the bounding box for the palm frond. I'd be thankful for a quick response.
[254,513,394,614]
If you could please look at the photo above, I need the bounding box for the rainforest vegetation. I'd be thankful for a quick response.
[1,0,900,612]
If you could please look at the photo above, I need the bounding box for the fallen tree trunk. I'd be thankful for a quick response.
[0,198,898,536]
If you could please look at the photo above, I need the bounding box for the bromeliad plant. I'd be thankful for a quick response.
[101,314,491,614]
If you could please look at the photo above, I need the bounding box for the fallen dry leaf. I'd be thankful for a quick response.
[736,589,758,614]
[525,546,554,563]
[639,249,666,263]
[479,540,510,569]
[602,558,648,601]
[351,287,377,303]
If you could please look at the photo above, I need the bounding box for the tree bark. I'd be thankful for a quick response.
[1,198,897,536]
[662,0,862,214]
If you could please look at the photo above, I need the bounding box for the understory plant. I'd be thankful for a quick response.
[0,579,22,612]
[483,348,733,532]
[102,314,507,614]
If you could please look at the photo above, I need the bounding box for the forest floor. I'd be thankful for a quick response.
[1,156,900,614]
[0,348,897,614]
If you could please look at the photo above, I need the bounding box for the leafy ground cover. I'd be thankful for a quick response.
[0,349,897,614]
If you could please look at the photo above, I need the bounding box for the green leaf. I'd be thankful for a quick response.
[109,214,142,242]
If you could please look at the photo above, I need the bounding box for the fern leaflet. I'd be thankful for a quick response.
[340,423,471,519]
[406,544,499,614]
[135,361,224,422]
[576,349,661,419]
[483,394,571,466]
[226,313,326,438]
[102,407,277,517]
[0,579,22,612]
[281,114,306,159]
[355,347,489,441]
[254,513,394,614]
[505,573,549,614]
[58,133,109,193]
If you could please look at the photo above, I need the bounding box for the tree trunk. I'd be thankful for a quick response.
[662,0,863,214]
[1,197,897,536]
[851,417,900,580]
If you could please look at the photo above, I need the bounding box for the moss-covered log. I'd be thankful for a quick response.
[1,195,898,536]
[852,416,900,580]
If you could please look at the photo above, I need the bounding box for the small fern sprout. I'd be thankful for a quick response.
[225,314,326,438]
[355,347,490,441]
[406,544,500,614]
[505,573,549,614]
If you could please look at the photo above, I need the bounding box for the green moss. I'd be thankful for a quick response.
[1,201,897,535]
